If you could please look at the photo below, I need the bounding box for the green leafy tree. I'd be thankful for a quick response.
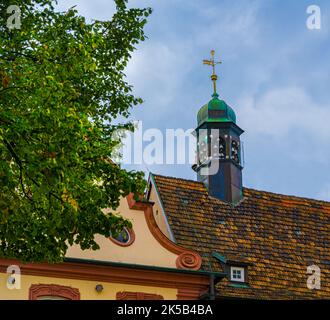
[0,0,151,262]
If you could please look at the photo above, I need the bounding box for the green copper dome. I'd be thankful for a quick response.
[197,93,236,127]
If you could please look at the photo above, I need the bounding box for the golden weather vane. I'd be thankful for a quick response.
[203,50,222,95]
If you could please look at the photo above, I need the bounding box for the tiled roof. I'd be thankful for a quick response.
[152,174,330,299]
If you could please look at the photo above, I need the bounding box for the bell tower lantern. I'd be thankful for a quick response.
[193,50,244,204]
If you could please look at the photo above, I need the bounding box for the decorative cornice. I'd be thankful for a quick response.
[0,259,209,292]
[126,193,202,271]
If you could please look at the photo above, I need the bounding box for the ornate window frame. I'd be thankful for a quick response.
[109,227,135,247]
[29,284,80,300]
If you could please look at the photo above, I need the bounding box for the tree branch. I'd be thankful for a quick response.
[19,166,33,202]
[0,86,23,94]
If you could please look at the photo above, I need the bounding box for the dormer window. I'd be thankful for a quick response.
[230,266,245,282]
[212,252,250,285]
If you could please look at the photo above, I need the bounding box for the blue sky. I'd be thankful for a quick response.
[56,0,330,201]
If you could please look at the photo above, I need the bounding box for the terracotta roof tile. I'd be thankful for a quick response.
[152,174,330,299]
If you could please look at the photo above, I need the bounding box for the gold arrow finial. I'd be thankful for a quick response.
[203,50,222,95]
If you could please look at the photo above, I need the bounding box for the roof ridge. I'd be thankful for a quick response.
[151,173,330,207]
[151,173,205,186]
[243,186,330,207]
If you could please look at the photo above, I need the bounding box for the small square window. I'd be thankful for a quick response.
[230,267,245,282]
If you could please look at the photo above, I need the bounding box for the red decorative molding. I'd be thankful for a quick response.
[126,193,202,271]
[109,227,135,247]
[29,284,80,300]
[177,287,202,300]
[176,252,202,270]
[116,291,164,300]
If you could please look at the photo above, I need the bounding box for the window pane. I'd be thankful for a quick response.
[37,296,69,300]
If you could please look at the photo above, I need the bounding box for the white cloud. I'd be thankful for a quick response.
[125,40,197,123]
[239,86,330,140]
[126,41,192,105]
[196,0,262,50]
